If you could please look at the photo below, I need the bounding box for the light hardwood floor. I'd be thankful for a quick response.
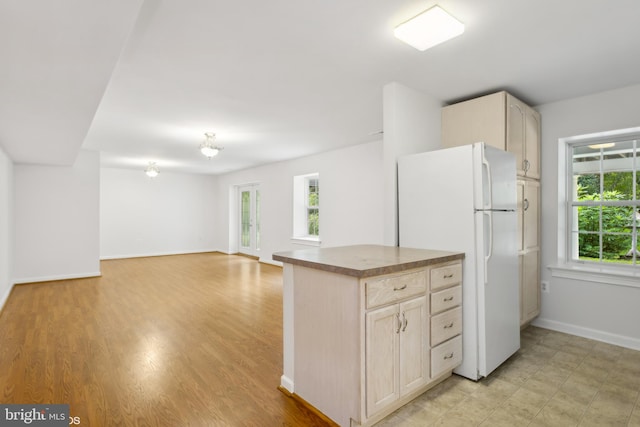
[0,253,328,426]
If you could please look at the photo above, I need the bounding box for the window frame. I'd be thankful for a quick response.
[552,127,640,288]
[292,173,321,245]
[566,135,638,268]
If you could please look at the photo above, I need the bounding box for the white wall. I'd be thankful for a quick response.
[13,150,100,283]
[213,140,385,263]
[382,82,443,245]
[0,146,13,310]
[100,168,217,259]
[535,83,640,348]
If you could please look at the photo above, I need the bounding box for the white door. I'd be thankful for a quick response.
[239,184,260,257]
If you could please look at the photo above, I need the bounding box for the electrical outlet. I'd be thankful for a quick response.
[541,281,550,293]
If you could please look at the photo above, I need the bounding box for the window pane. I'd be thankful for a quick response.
[575,205,599,232]
[307,208,319,235]
[603,171,633,200]
[577,232,600,261]
[307,178,319,207]
[602,234,633,263]
[256,190,261,250]
[602,206,634,232]
[575,174,600,201]
[241,191,250,247]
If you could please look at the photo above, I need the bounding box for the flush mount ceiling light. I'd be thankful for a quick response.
[145,161,159,178]
[200,132,224,159]
[394,5,465,51]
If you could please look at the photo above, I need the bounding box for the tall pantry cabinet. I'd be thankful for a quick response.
[441,91,541,326]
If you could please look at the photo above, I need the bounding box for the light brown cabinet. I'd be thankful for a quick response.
[442,91,541,326]
[273,246,465,427]
[442,91,541,179]
[518,179,541,325]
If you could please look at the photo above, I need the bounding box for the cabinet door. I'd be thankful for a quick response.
[366,304,399,416]
[520,250,540,325]
[399,296,428,396]
[523,179,540,251]
[442,92,506,150]
[524,107,541,179]
[506,94,526,176]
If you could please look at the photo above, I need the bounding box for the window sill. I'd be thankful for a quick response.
[549,263,640,289]
[290,237,321,247]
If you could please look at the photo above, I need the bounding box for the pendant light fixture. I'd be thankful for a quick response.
[200,132,223,159]
[145,161,159,178]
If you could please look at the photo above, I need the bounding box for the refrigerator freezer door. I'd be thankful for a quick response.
[475,209,520,377]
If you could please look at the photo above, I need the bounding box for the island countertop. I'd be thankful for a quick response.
[272,244,464,278]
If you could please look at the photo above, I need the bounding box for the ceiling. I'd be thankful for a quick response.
[2,0,640,175]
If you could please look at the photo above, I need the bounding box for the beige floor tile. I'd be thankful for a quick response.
[444,396,495,424]
[628,404,640,427]
[376,327,640,427]
[501,387,548,421]
[472,377,519,404]
[549,350,585,370]
[479,407,530,427]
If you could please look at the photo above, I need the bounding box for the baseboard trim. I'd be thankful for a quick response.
[0,282,15,316]
[12,271,102,285]
[100,249,220,260]
[532,317,640,351]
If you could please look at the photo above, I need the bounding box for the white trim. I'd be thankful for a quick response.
[280,375,294,394]
[100,249,219,260]
[12,271,102,285]
[549,263,640,288]
[531,317,640,351]
[0,281,15,314]
[290,236,321,247]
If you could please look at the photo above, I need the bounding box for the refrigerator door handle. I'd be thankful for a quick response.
[482,151,492,210]
[484,210,493,284]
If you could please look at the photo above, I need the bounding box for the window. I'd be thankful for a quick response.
[293,173,320,244]
[567,134,639,268]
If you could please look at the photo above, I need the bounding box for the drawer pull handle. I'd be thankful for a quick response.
[443,296,454,302]
[444,322,454,329]
[444,352,454,360]
[443,273,454,279]
[393,284,407,291]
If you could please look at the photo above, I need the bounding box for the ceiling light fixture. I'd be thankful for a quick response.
[394,5,465,51]
[200,132,223,159]
[145,161,159,178]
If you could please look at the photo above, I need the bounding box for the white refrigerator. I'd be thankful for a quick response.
[398,142,520,381]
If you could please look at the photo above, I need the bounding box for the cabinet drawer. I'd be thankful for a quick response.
[431,286,461,314]
[431,307,462,346]
[431,335,462,378]
[430,263,462,291]
[366,271,426,309]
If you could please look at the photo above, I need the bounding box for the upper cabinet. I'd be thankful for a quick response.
[442,91,541,179]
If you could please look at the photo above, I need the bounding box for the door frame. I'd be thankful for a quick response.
[237,183,261,257]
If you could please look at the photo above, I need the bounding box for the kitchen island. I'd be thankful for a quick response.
[273,245,464,427]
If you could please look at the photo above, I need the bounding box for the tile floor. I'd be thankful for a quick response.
[375,326,640,426]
